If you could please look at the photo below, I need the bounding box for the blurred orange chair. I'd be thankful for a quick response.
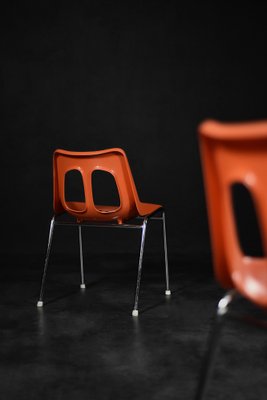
[37,148,171,316]
[195,119,267,399]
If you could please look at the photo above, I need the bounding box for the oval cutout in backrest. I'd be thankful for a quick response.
[64,169,85,202]
[231,183,264,257]
[92,170,120,208]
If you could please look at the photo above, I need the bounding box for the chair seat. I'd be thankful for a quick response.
[232,257,267,309]
[65,201,162,219]
[136,202,163,217]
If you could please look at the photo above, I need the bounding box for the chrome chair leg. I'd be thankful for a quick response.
[194,290,236,400]
[78,225,86,289]
[162,211,171,295]
[37,216,55,307]
[132,218,148,317]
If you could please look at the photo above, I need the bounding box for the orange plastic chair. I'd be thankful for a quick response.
[37,148,171,316]
[195,119,267,399]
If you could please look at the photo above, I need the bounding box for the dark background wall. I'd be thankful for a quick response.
[2,1,267,257]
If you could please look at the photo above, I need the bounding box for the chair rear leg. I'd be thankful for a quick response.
[78,225,86,289]
[37,217,55,307]
[132,218,148,317]
[162,211,171,295]
[194,291,235,400]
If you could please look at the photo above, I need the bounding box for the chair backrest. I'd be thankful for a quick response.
[198,119,267,290]
[53,148,141,223]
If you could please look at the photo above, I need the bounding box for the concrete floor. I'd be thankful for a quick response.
[1,253,267,399]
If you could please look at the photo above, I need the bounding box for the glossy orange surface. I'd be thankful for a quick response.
[53,148,162,223]
[199,119,267,308]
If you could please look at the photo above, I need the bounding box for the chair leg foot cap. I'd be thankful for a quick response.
[165,290,171,296]
[132,309,139,317]
[37,301,43,307]
[80,284,86,289]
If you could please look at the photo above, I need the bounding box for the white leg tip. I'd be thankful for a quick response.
[132,309,139,317]
[37,301,43,307]
[80,284,86,289]
[165,290,171,296]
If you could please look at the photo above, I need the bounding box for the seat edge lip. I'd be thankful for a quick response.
[199,119,267,141]
[54,148,126,157]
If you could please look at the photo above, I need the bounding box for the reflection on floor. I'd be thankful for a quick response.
[1,253,267,400]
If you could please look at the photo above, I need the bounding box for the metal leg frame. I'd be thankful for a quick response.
[37,217,56,307]
[194,290,236,400]
[132,218,148,317]
[37,212,170,314]
[78,225,86,289]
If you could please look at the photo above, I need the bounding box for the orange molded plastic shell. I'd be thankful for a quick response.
[199,119,267,309]
[53,148,162,223]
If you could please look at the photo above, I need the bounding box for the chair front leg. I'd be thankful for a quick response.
[78,225,86,289]
[132,218,148,317]
[162,210,171,295]
[194,290,236,400]
[37,216,56,307]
